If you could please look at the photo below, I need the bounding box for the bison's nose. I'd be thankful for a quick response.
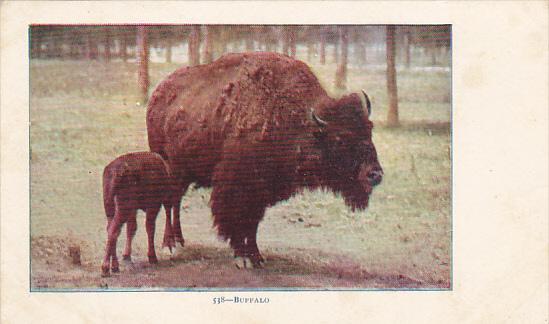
[367,169,383,186]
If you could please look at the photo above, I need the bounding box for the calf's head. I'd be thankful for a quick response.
[312,90,383,210]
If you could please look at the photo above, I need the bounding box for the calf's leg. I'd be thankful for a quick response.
[101,208,126,276]
[122,210,137,261]
[145,206,161,264]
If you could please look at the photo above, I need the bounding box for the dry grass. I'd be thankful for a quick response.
[30,57,451,289]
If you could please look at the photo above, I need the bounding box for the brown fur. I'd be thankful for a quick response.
[147,52,383,267]
[101,152,178,277]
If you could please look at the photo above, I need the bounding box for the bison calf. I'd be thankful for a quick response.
[101,152,178,277]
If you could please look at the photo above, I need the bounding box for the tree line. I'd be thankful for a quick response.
[30,25,451,126]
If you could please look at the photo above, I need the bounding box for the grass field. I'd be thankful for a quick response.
[30,56,451,289]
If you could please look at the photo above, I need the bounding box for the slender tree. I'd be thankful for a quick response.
[319,28,326,64]
[68,28,81,59]
[386,25,399,127]
[245,35,254,52]
[404,28,411,68]
[86,32,99,60]
[165,38,172,63]
[120,29,129,62]
[30,27,43,59]
[333,35,339,64]
[289,27,296,58]
[281,26,289,55]
[203,25,214,63]
[104,28,112,62]
[188,25,201,66]
[335,26,349,90]
[137,26,150,104]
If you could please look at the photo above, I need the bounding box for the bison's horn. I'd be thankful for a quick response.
[361,89,372,117]
[311,108,328,127]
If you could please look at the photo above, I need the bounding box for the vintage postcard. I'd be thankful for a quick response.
[1,1,547,323]
[28,24,451,290]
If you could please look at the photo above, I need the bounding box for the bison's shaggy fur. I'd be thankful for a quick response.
[147,52,383,267]
[101,152,178,276]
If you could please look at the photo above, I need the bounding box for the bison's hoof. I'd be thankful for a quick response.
[162,237,176,253]
[111,265,119,273]
[234,256,249,269]
[122,255,132,262]
[148,255,158,264]
[234,256,261,269]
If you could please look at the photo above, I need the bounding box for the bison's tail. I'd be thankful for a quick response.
[146,108,169,161]
[102,168,117,219]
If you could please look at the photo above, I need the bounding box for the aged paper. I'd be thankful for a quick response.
[1,1,547,323]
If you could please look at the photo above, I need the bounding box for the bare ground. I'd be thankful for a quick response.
[31,234,446,290]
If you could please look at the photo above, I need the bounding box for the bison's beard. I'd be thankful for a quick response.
[339,165,373,211]
[341,182,372,211]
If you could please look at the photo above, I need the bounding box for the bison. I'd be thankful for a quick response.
[101,152,178,277]
[147,52,383,268]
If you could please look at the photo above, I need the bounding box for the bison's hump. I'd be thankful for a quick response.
[147,52,332,156]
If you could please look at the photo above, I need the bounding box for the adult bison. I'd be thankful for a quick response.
[147,52,383,268]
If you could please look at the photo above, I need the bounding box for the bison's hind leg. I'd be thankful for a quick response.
[162,204,176,253]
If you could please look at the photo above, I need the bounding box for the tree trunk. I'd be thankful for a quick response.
[289,29,296,58]
[386,26,399,127]
[245,37,253,52]
[86,34,98,60]
[429,33,437,66]
[137,26,150,104]
[203,26,213,63]
[104,29,111,62]
[320,32,326,64]
[188,25,201,66]
[52,33,63,58]
[333,37,339,64]
[335,27,348,90]
[404,31,411,68]
[282,27,289,55]
[355,41,365,65]
[31,30,42,59]
[307,40,314,62]
[120,35,128,62]
[364,43,367,64]
[165,38,172,63]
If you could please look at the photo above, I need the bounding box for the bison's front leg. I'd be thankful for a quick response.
[241,218,265,268]
[214,209,265,269]
[211,156,268,269]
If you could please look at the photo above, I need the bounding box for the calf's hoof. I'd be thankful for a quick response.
[101,266,110,278]
[111,265,119,273]
[122,255,132,262]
